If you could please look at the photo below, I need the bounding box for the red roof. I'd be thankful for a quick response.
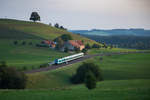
[69,40,84,48]
[44,40,55,45]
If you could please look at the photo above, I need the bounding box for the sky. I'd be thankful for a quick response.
[0,0,150,30]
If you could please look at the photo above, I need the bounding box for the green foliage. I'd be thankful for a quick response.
[60,34,72,42]
[0,63,27,89]
[55,38,64,50]
[28,42,33,45]
[92,43,100,48]
[103,42,108,48]
[64,47,69,53]
[84,71,97,89]
[71,62,103,84]
[82,48,88,54]
[22,41,26,45]
[54,23,59,28]
[74,47,80,53]
[85,43,91,49]
[13,41,18,45]
[29,12,40,22]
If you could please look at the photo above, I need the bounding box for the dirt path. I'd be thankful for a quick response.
[24,51,149,74]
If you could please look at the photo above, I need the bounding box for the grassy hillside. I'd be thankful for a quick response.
[0,18,98,68]
[26,53,150,89]
[0,53,150,100]
[0,19,97,44]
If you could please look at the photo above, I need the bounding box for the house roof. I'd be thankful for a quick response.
[69,40,84,48]
[44,40,55,45]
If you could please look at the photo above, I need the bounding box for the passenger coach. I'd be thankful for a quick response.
[54,53,84,64]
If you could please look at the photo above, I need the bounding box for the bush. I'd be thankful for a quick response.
[0,63,27,89]
[92,44,100,48]
[61,34,72,42]
[82,48,88,54]
[22,41,26,45]
[85,43,91,49]
[70,62,103,84]
[64,47,69,53]
[85,71,96,90]
[40,63,49,68]
[13,41,18,45]
[29,42,33,45]
[74,47,80,53]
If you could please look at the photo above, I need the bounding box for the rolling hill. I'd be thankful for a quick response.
[0,18,98,68]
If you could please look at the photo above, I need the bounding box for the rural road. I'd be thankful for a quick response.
[24,51,149,74]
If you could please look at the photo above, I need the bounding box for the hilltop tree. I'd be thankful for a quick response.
[30,12,40,22]
[54,23,59,28]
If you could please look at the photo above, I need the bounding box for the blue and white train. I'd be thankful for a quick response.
[49,53,84,65]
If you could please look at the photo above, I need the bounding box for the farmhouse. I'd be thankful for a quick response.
[43,40,56,48]
[64,40,85,51]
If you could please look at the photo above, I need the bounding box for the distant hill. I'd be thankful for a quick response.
[70,28,150,36]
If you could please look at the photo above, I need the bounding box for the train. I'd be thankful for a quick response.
[49,53,84,65]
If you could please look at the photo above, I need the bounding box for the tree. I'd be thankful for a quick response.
[22,41,26,45]
[92,44,100,48]
[29,12,40,22]
[0,63,27,89]
[64,47,69,53]
[70,62,103,84]
[29,42,33,45]
[14,41,18,45]
[82,48,88,54]
[74,47,80,53]
[55,37,64,50]
[85,43,91,49]
[60,26,64,29]
[61,34,72,42]
[54,23,59,28]
[84,71,96,90]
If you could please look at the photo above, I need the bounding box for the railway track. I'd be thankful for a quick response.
[24,51,150,74]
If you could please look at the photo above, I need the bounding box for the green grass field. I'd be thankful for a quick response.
[0,53,150,100]
[0,18,100,69]
[0,39,69,70]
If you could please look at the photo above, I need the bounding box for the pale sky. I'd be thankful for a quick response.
[0,0,150,30]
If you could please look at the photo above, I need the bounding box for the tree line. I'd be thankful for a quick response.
[81,34,150,50]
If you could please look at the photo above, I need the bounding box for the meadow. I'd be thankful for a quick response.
[0,53,150,100]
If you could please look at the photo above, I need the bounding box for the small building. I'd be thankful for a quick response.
[42,40,56,48]
[64,40,85,51]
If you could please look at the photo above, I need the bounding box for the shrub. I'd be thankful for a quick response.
[61,34,72,42]
[82,48,88,54]
[29,42,33,45]
[70,62,103,84]
[74,47,80,53]
[92,44,100,48]
[40,63,49,68]
[85,43,91,49]
[64,47,69,53]
[84,71,96,90]
[0,64,27,89]
[13,41,18,45]
[22,41,26,45]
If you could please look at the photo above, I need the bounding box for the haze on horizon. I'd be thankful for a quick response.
[0,0,150,30]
